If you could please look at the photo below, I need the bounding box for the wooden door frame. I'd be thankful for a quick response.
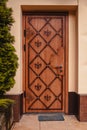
[22,12,68,114]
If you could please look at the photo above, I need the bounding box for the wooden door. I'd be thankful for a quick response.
[23,14,67,112]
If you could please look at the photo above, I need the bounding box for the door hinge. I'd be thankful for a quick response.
[24,29,26,37]
[24,44,26,51]
[24,91,26,98]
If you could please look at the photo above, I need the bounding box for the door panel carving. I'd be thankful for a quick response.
[25,15,66,112]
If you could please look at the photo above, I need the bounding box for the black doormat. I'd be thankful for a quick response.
[38,113,64,121]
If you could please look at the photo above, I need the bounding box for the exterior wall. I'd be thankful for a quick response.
[7,0,78,94]
[78,0,87,94]
[8,0,77,6]
[7,1,23,94]
[69,11,78,92]
[77,0,87,121]
[6,0,87,122]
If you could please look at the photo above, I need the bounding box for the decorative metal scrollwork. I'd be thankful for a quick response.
[44,94,51,101]
[35,83,41,91]
[34,62,42,69]
[44,29,51,37]
[35,40,42,47]
[28,17,32,23]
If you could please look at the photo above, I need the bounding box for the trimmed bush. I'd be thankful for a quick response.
[0,0,18,96]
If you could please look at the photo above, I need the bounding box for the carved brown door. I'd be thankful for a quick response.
[24,14,67,112]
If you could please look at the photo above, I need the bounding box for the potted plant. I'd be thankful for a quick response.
[0,0,18,129]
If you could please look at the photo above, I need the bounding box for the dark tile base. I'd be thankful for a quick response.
[5,92,87,122]
[5,93,23,122]
[76,95,87,121]
[68,92,78,115]
[68,92,87,121]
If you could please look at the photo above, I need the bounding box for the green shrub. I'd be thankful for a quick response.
[0,99,14,109]
[0,0,18,96]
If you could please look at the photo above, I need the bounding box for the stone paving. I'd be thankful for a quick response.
[12,114,87,130]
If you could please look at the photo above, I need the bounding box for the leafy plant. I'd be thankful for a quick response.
[0,0,18,96]
[0,99,14,109]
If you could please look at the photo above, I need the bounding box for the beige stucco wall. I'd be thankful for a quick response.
[69,11,78,92]
[78,0,87,94]
[7,0,81,94]
[8,0,77,6]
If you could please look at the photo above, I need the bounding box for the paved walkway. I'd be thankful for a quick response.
[12,114,87,130]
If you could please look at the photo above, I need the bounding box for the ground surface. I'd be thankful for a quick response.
[12,114,87,130]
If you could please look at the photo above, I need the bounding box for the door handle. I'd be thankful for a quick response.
[54,65,63,74]
[55,65,63,69]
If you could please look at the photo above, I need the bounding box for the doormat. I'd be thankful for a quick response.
[38,113,64,121]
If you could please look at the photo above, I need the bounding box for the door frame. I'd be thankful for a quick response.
[22,12,68,113]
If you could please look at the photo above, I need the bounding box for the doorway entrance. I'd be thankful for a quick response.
[23,13,68,113]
